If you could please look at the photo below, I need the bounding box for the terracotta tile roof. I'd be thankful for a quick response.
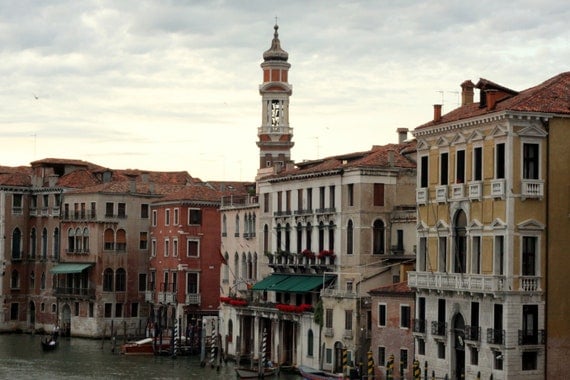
[157,184,224,203]
[416,71,570,130]
[0,172,32,186]
[369,281,412,295]
[267,141,416,180]
[57,169,100,189]
[30,158,104,170]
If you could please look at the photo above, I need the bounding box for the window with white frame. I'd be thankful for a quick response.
[471,236,481,274]
[187,239,199,257]
[522,142,540,180]
[345,310,353,331]
[164,239,169,257]
[400,305,411,328]
[152,210,157,227]
[173,208,179,225]
[151,239,157,257]
[473,146,483,181]
[173,238,178,257]
[494,235,505,275]
[378,303,387,327]
[438,236,447,272]
[189,208,202,225]
[522,236,538,276]
[165,209,170,226]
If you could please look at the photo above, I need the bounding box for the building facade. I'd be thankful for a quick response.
[409,72,570,379]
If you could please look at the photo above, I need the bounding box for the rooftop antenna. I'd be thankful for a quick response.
[447,91,460,107]
[436,90,444,105]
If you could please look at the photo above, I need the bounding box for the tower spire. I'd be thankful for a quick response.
[257,23,294,174]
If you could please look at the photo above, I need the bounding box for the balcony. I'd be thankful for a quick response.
[431,321,447,337]
[273,210,292,217]
[186,293,201,304]
[465,325,481,342]
[343,330,353,340]
[518,329,545,345]
[408,271,508,294]
[412,318,427,334]
[491,179,505,198]
[158,291,176,304]
[521,179,544,200]
[294,208,313,216]
[416,188,428,205]
[435,186,448,203]
[487,328,505,345]
[55,287,95,299]
[450,184,465,200]
[324,328,334,337]
[144,291,154,302]
[468,182,482,200]
[315,207,336,215]
[519,276,541,291]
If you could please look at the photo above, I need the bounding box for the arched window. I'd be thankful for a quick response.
[347,220,353,255]
[252,215,256,237]
[453,210,467,273]
[104,228,114,250]
[103,268,114,291]
[41,228,48,258]
[285,223,291,253]
[30,271,35,290]
[235,215,240,236]
[68,228,75,253]
[115,268,126,291]
[223,252,230,282]
[53,228,60,259]
[247,252,253,280]
[253,253,258,281]
[296,223,303,253]
[318,222,325,253]
[12,228,22,259]
[228,319,233,343]
[307,329,314,356]
[276,223,282,252]
[83,228,89,253]
[241,253,247,280]
[328,221,335,252]
[222,215,227,236]
[75,227,82,252]
[234,253,239,282]
[263,224,269,253]
[41,272,46,289]
[116,229,126,251]
[373,219,385,254]
[11,269,19,289]
[306,223,312,252]
[30,228,37,258]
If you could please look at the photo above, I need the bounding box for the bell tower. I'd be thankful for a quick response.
[257,24,294,172]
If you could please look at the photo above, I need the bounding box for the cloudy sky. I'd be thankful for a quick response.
[1,1,568,181]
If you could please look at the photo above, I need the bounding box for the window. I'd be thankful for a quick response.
[10,303,19,320]
[164,239,170,257]
[173,239,178,257]
[347,220,353,255]
[522,351,537,371]
[11,270,20,289]
[523,143,539,180]
[307,188,313,210]
[400,305,411,328]
[400,349,408,370]
[74,302,79,316]
[222,215,227,236]
[472,236,481,274]
[186,272,199,294]
[345,310,353,331]
[522,236,537,276]
[165,209,171,226]
[12,193,23,213]
[453,210,467,274]
[418,237,427,271]
[307,329,314,356]
[105,202,114,217]
[437,342,445,359]
[373,219,385,254]
[235,215,240,237]
[373,183,385,206]
[420,155,429,188]
[347,184,354,206]
[140,204,149,219]
[189,209,202,225]
[173,208,179,225]
[263,193,269,213]
[89,303,94,318]
[456,150,465,183]
[325,308,333,329]
[495,143,505,179]
[438,236,447,272]
[285,190,291,212]
[152,210,157,226]
[297,189,303,211]
[378,347,386,367]
[522,305,539,345]
[187,239,199,257]
[378,304,386,327]
[139,232,148,250]
[473,146,482,181]
[151,239,157,257]
[116,229,126,252]
[117,203,126,218]
[138,273,147,292]
[495,235,505,275]
[319,187,325,209]
[131,303,139,318]
[470,346,478,365]
[329,186,335,208]
[417,339,425,355]
[494,351,503,370]
[104,303,112,318]
[326,348,332,364]
[103,268,113,291]
[115,268,126,291]
[440,152,449,185]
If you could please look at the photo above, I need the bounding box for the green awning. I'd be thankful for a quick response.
[251,274,290,291]
[253,274,335,293]
[50,263,93,274]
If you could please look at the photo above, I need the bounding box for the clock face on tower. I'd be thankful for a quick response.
[271,100,280,127]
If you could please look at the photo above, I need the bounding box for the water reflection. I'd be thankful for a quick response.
[0,334,302,379]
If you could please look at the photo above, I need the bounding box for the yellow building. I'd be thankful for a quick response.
[409,72,570,379]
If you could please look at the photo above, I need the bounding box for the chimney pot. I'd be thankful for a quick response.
[486,89,498,110]
[433,104,442,122]
[461,80,475,106]
[396,128,408,144]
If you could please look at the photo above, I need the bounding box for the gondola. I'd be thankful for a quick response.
[298,365,344,380]
[41,336,58,351]
[235,366,277,379]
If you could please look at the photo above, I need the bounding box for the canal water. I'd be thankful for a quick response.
[0,334,302,379]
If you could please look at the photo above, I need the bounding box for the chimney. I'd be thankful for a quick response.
[388,150,395,166]
[486,89,498,111]
[396,128,408,144]
[433,104,442,122]
[461,80,475,106]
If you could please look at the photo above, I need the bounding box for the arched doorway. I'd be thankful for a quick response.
[333,341,344,373]
[452,313,466,379]
[61,303,71,337]
[29,301,36,330]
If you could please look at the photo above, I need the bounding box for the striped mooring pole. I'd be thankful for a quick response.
[209,319,216,368]
[413,359,421,379]
[386,354,394,380]
[367,350,375,379]
[261,328,267,367]
[342,348,348,374]
[172,317,178,357]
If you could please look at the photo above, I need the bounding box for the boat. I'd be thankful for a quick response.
[235,366,277,379]
[298,365,344,380]
[119,337,172,355]
[41,336,58,351]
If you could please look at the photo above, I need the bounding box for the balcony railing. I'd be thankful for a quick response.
[487,328,505,345]
[408,271,508,294]
[158,291,176,304]
[518,329,545,345]
[145,291,154,302]
[521,179,544,200]
[273,210,292,217]
[519,276,541,291]
[465,325,481,342]
[413,318,427,334]
[186,293,201,304]
[55,287,95,299]
[315,207,336,214]
[294,208,313,216]
[431,321,447,337]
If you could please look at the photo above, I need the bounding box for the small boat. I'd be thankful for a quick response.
[41,336,58,351]
[298,365,344,380]
[235,366,277,379]
[120,337,172,355]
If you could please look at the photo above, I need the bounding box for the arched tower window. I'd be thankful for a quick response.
[41,228,48,258]
[12,228,22,259]
[373,219,385,254]
[453,210,467,274]
[103,268,114,292]
[347,220,354,255]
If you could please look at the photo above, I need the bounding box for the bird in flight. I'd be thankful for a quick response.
[33,94,39,99]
